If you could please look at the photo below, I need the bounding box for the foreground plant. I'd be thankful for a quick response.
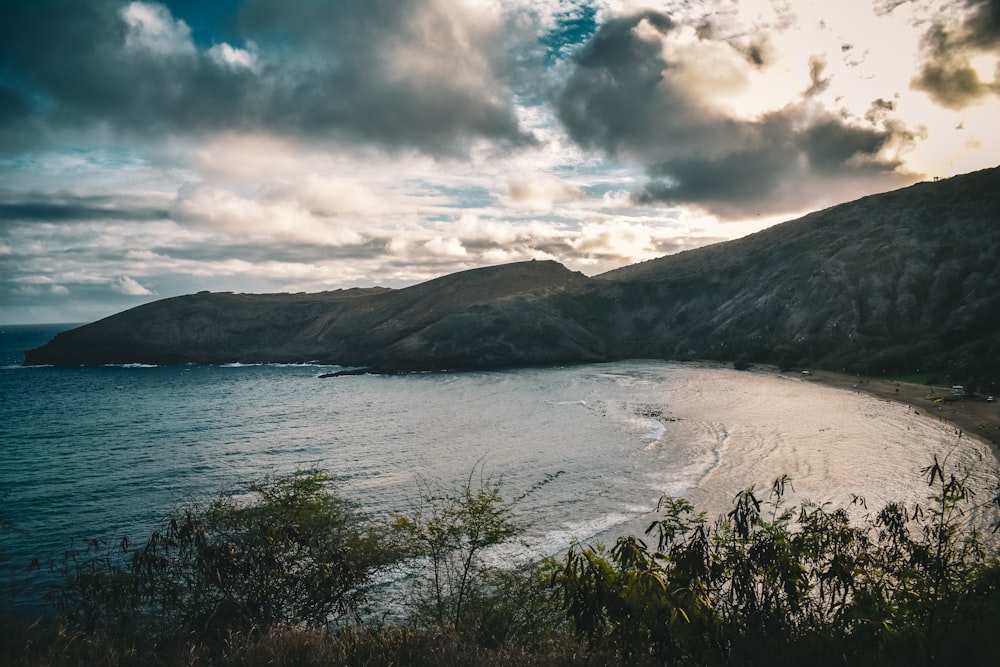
[11,457,1000,666]
[391,468,566,646]
[553,458,1000,666]
[51,470,397,644]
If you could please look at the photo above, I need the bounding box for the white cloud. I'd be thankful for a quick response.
[423,236,469,258]
[121,2,196,57]
[453,214,526,245]
[507,175,586,209]
[113,275,153,296]
[171,185,367,246]
[258,175,397,217]
[185,133,410,186]
[207,42,260,72]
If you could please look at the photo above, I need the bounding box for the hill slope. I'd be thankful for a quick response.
[597,167,1000,383]
[24,166,1000,388]
[24,260,603,369]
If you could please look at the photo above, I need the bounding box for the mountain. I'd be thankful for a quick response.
[595,166,1000,385]
[24,166,1000,389]
[24,260,604,369]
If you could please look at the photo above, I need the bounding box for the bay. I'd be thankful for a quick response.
[2,324,996,613]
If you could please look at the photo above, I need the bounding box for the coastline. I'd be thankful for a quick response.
[658,361,1000,521]
[781,366,1000,454]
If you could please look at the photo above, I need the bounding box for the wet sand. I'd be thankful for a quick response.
[788,368,1000,452]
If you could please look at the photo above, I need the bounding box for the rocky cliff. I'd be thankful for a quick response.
[24,166,1000,388]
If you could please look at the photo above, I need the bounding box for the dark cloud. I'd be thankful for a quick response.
[0,84,32,124]
[913,62,988,108]
[912,0,1000,108]
[641,103,916,217]
[744,43,767,67]
[556,11,912,218]
[801,117,893,171]
[557,12,739,162]
[867,98,896,115]
[238,0,536,153]
[0,0,533,156]
[963,0,1000,45]
[0,194,168,223]
[873,0,911,16]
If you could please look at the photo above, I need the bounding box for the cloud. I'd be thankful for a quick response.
[3,0,998,326]
[113,275,153,295]
[554,9,916,218]
[121,1,196,57]
[12,283,69,297]
[0,193,169,223]
[257,176,397,217]
[170,184,368,246]
[911,0,1000,109]
[0,0,533,156]
[206,42,259,72]
[507,175,586,209]
[634,106,915,217]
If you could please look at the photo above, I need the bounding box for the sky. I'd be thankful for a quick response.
[1,0,998,324]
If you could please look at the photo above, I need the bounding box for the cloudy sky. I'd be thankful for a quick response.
[1,0,998,324]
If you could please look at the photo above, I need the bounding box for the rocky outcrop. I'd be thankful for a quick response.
[23,167,1000,387]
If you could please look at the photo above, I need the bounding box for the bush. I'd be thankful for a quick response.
[51,471,398,644]
[552,459,1000,665]
[11,459,1000,666]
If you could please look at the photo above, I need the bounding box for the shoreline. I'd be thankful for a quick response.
[770,365,1000,455]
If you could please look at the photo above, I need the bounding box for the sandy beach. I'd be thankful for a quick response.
[655,363,1000,521]
[793,368,1000,452]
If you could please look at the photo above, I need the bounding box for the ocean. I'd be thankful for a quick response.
[2,323,997,613]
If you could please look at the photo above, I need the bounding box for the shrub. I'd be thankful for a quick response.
[391,469,566,646]
[552,459,1000,665]
[52,471,398,644]
[14,459,1000,666]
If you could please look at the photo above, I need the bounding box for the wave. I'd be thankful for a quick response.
[540,512,633,551]
[222,361,341,369]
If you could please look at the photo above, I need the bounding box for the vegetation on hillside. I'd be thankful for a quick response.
[2,458,1000,666]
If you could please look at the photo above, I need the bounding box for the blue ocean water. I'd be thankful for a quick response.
[2,323,996,615]
[0,324,702,612]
